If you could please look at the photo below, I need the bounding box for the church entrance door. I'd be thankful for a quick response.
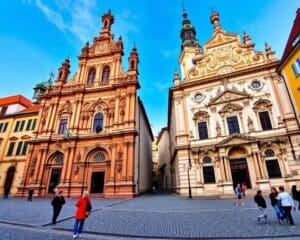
[230,158,251,189]
[90,172,105,193]
[48,168,62,193]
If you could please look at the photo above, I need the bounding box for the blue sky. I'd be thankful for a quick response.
[0,1,299,136]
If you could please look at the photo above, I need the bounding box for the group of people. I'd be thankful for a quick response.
[234,183,247,206]
[254,185,300,226]
[50,189,92,239]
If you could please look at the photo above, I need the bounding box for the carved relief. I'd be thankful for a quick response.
[253,99,272,112]
[219,103,243,114]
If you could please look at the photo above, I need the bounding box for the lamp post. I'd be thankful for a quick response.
[187,147,192,199]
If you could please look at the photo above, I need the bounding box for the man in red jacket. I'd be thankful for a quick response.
[73,191,92,239]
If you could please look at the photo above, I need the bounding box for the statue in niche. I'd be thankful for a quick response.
[247,116,254,131]
[216,121,221,136]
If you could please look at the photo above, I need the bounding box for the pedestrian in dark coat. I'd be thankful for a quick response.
[27,187,34,201]
[51,190,65,225]
[3,186,9,199]
[291,185,300,210]
[254,190,268,224]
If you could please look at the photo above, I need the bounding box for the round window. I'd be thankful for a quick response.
[194,93,203,102]
[252,81,261,89]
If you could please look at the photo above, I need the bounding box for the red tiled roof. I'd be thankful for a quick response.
[21,104,41,113]
[281,8,300,60]
[0,95,31,107]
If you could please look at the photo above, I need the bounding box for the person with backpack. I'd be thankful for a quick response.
[73,191,92,239]
[51,190,65,225]
[254,190,268,224]
[291,185,300,210]
[235,183,244,206]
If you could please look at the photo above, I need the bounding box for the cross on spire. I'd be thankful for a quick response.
[182,1,185,12]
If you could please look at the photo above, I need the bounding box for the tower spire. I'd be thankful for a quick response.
[180,9,200,50]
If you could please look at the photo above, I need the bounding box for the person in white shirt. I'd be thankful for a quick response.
[277,186,295,226]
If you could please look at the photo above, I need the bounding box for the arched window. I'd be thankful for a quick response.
[102,66,110,81]
[130,60,135,70]
[265,149,275,157]
[264,148,281,179]
[203,156,212,164]
[55,153,64,164]
[87,68,96,84]
[94,152,105,162]
[93,113,103,133]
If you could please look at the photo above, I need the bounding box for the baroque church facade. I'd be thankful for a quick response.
[167,11,300,196]
[16,10,153,198]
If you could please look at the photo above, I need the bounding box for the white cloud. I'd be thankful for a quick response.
[23,0,98,43]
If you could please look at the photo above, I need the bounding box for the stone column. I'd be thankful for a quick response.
[109,144,116,181]
[257,153,267,179]
[36,149,46,184]
[251,152,261,179]
[122,142,128,180]
[224,157,232,182]
[61,146,71,183]
[66,147,76,183]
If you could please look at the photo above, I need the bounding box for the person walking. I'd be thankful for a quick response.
[269,187,283,224]
[235,183,244,206]
[254,190,268,224]
[277,186,296,226]
[241,183,247,198]
[73,191,92,239]
[51,190,65,225]
[27,187,34,201]
[3,186,9,199]
[291,185,300,210]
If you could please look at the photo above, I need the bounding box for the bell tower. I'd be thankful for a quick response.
[100,9,114,36]
[55,58,70,86]
[179,10,201,81]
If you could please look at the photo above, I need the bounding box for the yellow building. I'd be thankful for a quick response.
[0,95,40,196]
[278,8,300,125]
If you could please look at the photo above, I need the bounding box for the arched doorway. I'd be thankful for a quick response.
[4,166,16,194]
[47,152,64,193]
[85,149,108,194]
[228,147,251,189]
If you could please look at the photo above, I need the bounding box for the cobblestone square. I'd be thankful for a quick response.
[1,194,300,239]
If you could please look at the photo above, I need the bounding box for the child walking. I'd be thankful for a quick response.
[254,190,268,224]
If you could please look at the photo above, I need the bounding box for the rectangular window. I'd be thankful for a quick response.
[26,119,32,131]
[259,111,272,130]
[0,123,3,132]
[266,160,282,178]
[14,121,20,132]
[198,121,208,140]
[226,116,240,135]
[31,119,37,130]
[22,142,28,155]
[203,166,216,183]
[7,142,15,156]
[3,122,8,132]
[58,119,68,134]
[292,58,300,77]
[19,120,25,131]
[16,142,23,155]
[0,106,8,116]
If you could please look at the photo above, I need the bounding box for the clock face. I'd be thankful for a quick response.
[98,43,107,52]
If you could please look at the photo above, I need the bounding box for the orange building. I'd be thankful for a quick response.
[16,10,153,198]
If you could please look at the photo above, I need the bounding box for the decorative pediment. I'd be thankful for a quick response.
[205,31,238,49]
[193,110,209,120]
[216,133,257,147]
[187,25,275,81]
[58,100,72,115]
[91,99,108,112]
[253,98,272,111]
[209,88,251,106]
[9,136,18,141]
[21,135,31,140]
